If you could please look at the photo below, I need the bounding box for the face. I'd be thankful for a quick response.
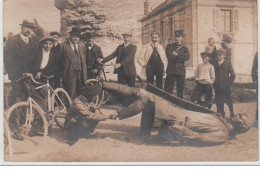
[202,56,210,64]
[42,40,53,51]
[52,35,60,43]
[123,35,131,44]
[217,53,225,61]
[175,36,183,44]
[70,34,80,44]
[21,26,33,37]
[151,34,159,43]
[86,37,94,45]
[208,38,215,46]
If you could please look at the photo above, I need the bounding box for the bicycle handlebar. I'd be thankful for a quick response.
[14,73,44,85]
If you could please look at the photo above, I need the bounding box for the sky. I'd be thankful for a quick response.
[3,0,165,36]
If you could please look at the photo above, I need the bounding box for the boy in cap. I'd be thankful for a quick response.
[164,30,190,99]
[192,52,215,109]
[214,48,236,118]
[65,84,117,145]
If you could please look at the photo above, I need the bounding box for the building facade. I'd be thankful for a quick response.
[139,0,258,82]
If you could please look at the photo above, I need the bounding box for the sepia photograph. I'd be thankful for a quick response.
[1,0,259,165]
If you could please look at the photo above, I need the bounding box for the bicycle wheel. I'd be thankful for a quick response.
[135,74,144,88]
[4,114,13,161]
[52,88,72,130]
[6,102,48,138]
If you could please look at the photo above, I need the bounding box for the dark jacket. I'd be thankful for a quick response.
[251,52,258,82]
[32,48,59,77]
[59,41,88,89]
[165,43,190,75]
[102,43,137,76]
[85,44,103,69]
[208,46,218,68]
[222,44,232,62]
[4,34,39,81]
[214,60,235,88]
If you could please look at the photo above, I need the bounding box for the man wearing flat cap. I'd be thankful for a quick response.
[102,31,137,87]
[4,20,39,82]
[214,48,236,118]
[83,32,104,79]
[59,27,88,99]
[164,30,190,99]
[101,31,137,106]
[221,34,233,62]
[192,52,215,109]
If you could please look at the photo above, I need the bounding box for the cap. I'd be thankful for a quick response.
[200,52,210,57]
[222,34,233,44]
[69,27,82,36]
[216,48,227,55]
[175,30,183,37]
[50,31,61,38]
[39,33,55,44]
[80,84,101,98]
[122,31,132,36]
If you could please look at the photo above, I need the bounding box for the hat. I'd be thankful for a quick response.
[222,34,233,44]
[39,33,55,44]
[200,52,210,57]
[80,84,101,98]
[216,48,227,55]
[19,20,35,29]
[69,27,82,36]
[50,31,61,38]
[175,30,183,37]
[82,32,95,38]
[122,31,132,36]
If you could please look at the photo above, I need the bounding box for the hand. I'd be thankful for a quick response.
[35,72,42,79]
[114,63,121,69]
[91,69,98,74]
[163,69,166,76]
[172,51,178,56]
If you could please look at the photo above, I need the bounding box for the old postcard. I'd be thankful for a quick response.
[1,0,259,165]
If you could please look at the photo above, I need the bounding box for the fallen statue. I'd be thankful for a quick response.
[102,82,252,145]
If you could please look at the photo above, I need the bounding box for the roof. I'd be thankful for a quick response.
[139,0,183,22]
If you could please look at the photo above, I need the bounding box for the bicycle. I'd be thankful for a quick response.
[5,73,72,140]
[87,61,144,107]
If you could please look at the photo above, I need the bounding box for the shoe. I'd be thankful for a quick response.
[139,132,152,143]
[67,137,79,146]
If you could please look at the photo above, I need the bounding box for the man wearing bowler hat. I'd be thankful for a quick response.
[164,30,190,99]
[83,32,104,79]
[59,27,88,99]
[4,20,39,82]
[214,48,235,118]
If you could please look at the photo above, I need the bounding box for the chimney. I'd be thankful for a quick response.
[144,0,149,15]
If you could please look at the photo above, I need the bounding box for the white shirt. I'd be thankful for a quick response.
[218,59,224,65]
[69,41,79,52]
[124,42,130,47]
[20,33,29,44]
[40,48,50,69]
[194,63,215,84]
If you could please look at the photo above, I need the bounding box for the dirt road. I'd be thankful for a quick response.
[4,101,258,163]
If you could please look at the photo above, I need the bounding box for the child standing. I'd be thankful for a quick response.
[214,48,236,118]
[192,52,215,109]
[205,37,218,68]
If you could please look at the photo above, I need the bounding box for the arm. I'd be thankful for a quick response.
[210,65,215,84]
[176,46,190,62]
[166,44,176,61]
[102,46,118,63]
[193,65,200,81]
[137,45,147,67]
[119,45,137,67]
[228,62,236,85]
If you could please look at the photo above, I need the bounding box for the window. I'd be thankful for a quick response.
[220,10,232,32]
[168,17,173,37]
[179,10,185,30]
[160,21,164,39]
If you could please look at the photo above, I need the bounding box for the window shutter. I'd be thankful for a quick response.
[232,9,239,32]
[213,9,220,32]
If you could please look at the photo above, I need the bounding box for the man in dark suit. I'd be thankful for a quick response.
[59,27,88,99]
[164,30,190,99]
[83,33,103,79]
[4,20,39,82]
[214,48,236,118]
[102,31,137,87]
[50,31,62,88]
[221,34,233,62]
